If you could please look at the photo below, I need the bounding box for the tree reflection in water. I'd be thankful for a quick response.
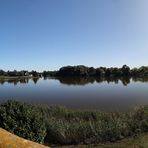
[0,76,148,86]
[0,78,31,85]
[57,76,148,86]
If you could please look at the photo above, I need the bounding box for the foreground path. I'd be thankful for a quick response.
[0,128,49,148]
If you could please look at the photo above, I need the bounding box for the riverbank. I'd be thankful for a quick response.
[0,127,147,148]
[0,100,148,147]
[0,76,40,80]
[61,134,148,148]
[0,76,31,79]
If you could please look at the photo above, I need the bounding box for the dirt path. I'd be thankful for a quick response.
[0,128,49,148]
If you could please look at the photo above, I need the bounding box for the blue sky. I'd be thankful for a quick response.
[0,0,148,71]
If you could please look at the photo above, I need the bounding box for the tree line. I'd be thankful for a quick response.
[43,65,148,77]
[0,65,148,78]
[0,70,42,77]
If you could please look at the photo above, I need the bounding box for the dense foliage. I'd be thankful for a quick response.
[0,100,148,145]
[56,65,148,77]
[0,100,46,143]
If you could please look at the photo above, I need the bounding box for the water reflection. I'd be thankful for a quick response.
[132,77,148,82]
[0,76,148,111]
[0,78,33,85]
[0,76,148,86]
[57,77,96,85]
[32,78,39,84]
[56,77,132,86]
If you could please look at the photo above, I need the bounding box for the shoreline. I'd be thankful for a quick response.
[0,76,40,80]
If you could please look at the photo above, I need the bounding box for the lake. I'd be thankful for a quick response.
[0,77,148,111]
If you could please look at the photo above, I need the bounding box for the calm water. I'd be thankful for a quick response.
[0,77,148,111]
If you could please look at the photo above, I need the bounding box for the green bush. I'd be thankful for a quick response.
[0,100,47,143]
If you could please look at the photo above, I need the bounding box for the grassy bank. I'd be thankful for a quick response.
[0,100,148,146]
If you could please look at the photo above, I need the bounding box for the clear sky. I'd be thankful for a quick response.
[0,0,148,71]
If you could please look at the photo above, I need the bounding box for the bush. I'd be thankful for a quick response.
[0,100,148,146]
[0,100,46,143]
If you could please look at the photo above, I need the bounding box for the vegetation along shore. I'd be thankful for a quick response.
[0,100,148,147]
[0,65,148,78]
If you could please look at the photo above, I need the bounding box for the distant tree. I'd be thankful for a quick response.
[13,70,18,76]
[96,68,104,77]
[7,70,18,76]
[121,65,130,76]
[131,68,139,76]
[111,68,122,76]
[42,71,52,77]
[0,70,4,76]
[42,71,47,77]
[58,65,89,76]
[88,67,96,76]
[31,71,39,77]
[105,68,111,77]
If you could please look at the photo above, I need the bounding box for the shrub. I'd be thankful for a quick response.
[1,100,148,146]
[0,100,47,143]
